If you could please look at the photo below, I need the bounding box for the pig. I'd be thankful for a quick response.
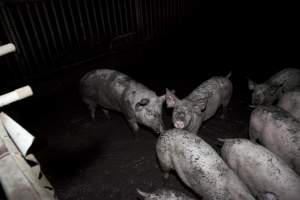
[156,128,255,200]
[79,69,165,134]
[136,188,196,200]
[277,87,300,121]
[166,72,232,134]
[249,105,300,174]
[220,138,300,200]
[248,68,300,106]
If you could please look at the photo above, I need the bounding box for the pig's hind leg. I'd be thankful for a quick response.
[102,108,111,119]
[127,118,139,134]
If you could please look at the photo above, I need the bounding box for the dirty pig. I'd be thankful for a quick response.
[79,69,165,135]
[166,72,232,134]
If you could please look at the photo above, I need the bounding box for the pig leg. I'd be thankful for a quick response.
[84,100,96,119]
[127,118,139,132]
[102,108,110,119]
[158,161,171,180]
[122,100,140,136]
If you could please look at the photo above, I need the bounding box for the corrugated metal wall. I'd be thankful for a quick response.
[0,0,185,85]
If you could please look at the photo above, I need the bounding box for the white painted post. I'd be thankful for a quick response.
[0,43,16,57]
[0,86,33,107]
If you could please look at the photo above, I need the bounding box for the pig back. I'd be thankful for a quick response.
[277,87,300,121]
[186,77,228,121]
[250,106,300,173]
[267,68,300,89]
[79,69,131,111]
[221,139,300,200]
[157,129,254,200]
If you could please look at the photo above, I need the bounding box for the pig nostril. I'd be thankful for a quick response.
[175,121,185,129]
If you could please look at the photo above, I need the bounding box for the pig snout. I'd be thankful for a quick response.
[252,96,261,106]
[175,120,185,129]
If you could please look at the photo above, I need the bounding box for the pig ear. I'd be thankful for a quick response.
[135,98,150,111]
[166,88,178,108]
[248,78,257,90]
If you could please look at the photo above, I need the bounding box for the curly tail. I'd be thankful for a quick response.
[226,71,232,79]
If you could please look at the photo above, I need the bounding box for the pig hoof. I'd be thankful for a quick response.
[102,109,110,119]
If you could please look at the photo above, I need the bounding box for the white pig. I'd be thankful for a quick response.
[79,69,165,134]
[156,128,255,200]
[221,138,300,200]
[248,68,300,106]
[277,87,300,121]
[249,105,300,174]
[166,72,232,134]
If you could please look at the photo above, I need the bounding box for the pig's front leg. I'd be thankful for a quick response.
[84,100,96,120]
[127,118,139,133]
[122,100,140,135]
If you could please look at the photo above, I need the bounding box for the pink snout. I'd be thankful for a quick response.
[174,120,185,129]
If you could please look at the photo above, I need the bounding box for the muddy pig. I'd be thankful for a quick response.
[220,138,300,200]
[156,128,255,200]
[277,87,300,121]
[249,105,300,174]
[166,72,232,134]
[248,68,300,106]
[136,188,196,200]
[79,69,165,134]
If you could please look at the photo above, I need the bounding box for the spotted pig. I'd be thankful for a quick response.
[249,105,300,174]
[156,128,255,200]
[221,138,300,200]
[166,72,232,134]
[79,69,165,134]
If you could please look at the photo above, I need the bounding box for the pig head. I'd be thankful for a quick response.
[165,89,207,134]
[248,81,283,106]
[126,88,166,133]
[248,68,300,106]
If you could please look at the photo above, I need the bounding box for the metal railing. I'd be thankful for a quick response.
[0,0,185,84]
